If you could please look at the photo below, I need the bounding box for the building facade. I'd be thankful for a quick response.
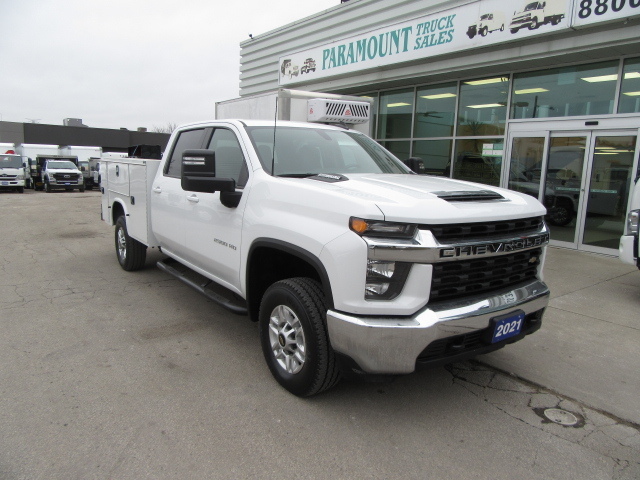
[239,0,640,255]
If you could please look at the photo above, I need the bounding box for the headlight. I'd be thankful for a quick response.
[49,177,57,183]
[626,210,639,235]
[350,217,417,238]
[17,174,24,180]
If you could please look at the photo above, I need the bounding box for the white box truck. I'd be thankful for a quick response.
[101,89,550,396]
[16,144,59,189]
[0,153,26,193]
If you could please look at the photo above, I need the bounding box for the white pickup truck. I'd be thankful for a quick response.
[101,95,550,396]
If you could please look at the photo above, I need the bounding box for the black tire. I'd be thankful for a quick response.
[44,180,51,193]
[529,17,539,29]
[510,28,519,34]
[546,205,573,227]
[259,278,340,397]
[480,26,488,37]
[115,216,147,271]
[17,186,24,193]
[79,185,85,192]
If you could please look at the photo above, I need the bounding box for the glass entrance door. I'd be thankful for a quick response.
[582,134,637,252]
[506,129,638,254]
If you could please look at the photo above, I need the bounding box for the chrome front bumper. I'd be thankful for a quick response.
[326,279,549,375]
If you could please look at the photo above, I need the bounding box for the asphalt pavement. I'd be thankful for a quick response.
[1,189,638,479]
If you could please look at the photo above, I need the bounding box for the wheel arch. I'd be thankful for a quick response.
[110,200,128,226]
[246,239,334,322]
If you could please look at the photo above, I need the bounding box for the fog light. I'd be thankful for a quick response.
[365,260,411,301]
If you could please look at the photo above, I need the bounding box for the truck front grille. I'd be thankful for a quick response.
[422,216,544,243]
[53,173,80,181]
[430,248,542,303]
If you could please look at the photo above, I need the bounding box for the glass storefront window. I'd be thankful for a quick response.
[453,138,503,186]
[457,76,509,136]
[508,137,545,199]
[414,83,457,138]
[377,88,414,139]
[412,140,452,176]
[511,61,619,119]
[618,57,640,114]
[379,140,411,161]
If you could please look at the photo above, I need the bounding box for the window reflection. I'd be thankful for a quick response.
[412,140,452,176]
[414,83,456,138]
[618,57,640,114]
[512,61,618,119]
[457,77,509,136]
[508,137,545,199]
[453,138,503,186]
[377,89,414,139]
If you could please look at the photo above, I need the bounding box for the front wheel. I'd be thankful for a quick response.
[17,186,24,193]
[44,180,51,193]
[115,216,147,271]
[259,278,340,396]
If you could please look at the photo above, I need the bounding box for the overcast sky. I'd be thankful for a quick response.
[0,0,342,131]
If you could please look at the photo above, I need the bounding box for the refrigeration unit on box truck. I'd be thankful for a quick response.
[102,89,550,396]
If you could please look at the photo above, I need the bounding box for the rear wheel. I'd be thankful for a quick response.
[115,216,147,271]
[259,278,340,396]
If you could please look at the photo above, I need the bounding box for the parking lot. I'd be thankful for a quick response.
[1,189,639,479]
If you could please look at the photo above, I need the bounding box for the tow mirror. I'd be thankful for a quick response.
[181,150,239,208]
[404,157,426,174]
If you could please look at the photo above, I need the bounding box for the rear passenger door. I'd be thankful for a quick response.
[183,125,250,292]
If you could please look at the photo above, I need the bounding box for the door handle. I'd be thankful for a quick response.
[153,186,162,193]
[187,194,199,203]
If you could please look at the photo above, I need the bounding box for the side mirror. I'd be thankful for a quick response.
[404,157,426,174]
[180,149,240,207]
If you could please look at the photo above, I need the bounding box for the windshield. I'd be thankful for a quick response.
[48,161,77,169]
[246,126,411,176]
[524,2,540,11]
[0,155,22,168]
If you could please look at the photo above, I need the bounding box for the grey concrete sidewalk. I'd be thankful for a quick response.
[479,247,640,425]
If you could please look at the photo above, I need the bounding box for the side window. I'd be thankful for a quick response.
[207,128,249,188]
[165,128,207,177]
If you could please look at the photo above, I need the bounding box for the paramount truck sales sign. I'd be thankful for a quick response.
[278,0,640,86]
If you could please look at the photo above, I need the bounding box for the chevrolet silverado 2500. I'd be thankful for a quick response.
[101,97,550,396]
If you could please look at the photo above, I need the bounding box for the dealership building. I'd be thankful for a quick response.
[239,0,640,256]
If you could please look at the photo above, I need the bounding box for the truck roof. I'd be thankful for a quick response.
[175,119,359,131]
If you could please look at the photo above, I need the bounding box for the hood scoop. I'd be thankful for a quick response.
[433,190,505,202]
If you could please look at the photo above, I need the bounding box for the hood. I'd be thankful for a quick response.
[302,173,546,223]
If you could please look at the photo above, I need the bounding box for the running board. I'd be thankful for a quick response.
[157,258,248,315]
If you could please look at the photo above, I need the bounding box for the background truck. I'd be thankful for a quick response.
[510,1,565,33]
[60,146,102,189]
[0,153,26,193]
[39,156,84,192]
[620,173,640,269]
[102,89,550,396]
[16,144,59,189]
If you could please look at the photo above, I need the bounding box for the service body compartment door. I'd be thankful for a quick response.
[107,162,130,196]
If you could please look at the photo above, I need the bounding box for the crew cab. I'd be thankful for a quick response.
[102,117,550,396]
